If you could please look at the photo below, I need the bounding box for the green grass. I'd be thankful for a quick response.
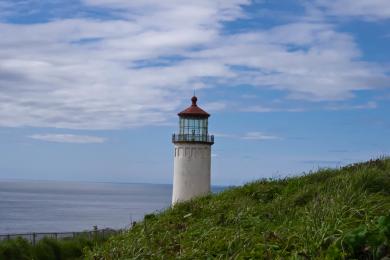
[87,158,390,259]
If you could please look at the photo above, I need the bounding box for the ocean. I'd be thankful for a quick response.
[0,180,172,234]
[0,180,226,235]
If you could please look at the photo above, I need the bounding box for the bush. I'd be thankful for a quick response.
[33,238,61,260]
[0,237,32,260]
[0,231,113,260]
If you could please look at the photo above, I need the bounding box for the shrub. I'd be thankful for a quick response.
[0,237,32,260]
[0,231,113,260]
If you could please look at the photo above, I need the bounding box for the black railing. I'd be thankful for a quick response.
[172,134,214,144]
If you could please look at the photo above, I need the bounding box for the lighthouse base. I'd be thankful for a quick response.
[172,143,211,205]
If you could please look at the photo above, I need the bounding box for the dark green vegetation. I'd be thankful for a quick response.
[0,231,113,260]
[88,159,390,259]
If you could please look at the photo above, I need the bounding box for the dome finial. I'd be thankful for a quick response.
[191,95,198,106]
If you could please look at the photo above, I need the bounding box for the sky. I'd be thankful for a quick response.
[0,0,389,185]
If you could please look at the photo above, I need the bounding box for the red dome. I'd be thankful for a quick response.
[178,96,210,118]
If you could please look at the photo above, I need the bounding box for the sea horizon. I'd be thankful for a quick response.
[0,179,226,235]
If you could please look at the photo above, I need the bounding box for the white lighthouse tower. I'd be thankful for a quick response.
[171,96,214,205]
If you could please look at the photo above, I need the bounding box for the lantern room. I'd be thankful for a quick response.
[172,96,214,144]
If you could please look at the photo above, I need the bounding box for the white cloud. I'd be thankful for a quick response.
[314,0,390,20]
[325,101,378,110]
[0,0,388,130]
[214,131,282,141]
[242,132,281,140]
[213,132,237,138]
[191,22,389,100]
[203,102,227,112]
[81,0,249,22]
[242,105,305,113]
[29,134,106,144]
[243,101,378,112]
[0,1,244,129]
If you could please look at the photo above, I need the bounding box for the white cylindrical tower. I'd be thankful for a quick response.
[172,96,214,205]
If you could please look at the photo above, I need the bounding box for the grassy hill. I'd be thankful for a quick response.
[87,158,390,259]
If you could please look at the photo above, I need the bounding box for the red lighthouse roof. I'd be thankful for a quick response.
[178,96,210,118]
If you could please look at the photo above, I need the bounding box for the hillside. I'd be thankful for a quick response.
[87,159,390,259]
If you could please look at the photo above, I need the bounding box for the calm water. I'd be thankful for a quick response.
[0,180,172,234]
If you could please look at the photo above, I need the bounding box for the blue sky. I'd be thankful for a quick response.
[0,0,389,185]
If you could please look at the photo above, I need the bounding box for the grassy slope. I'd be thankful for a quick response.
[88,159,390,259]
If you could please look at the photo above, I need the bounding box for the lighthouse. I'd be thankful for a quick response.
[171,96,214,205]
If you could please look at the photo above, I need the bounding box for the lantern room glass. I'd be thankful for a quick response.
[179,117,208,136]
